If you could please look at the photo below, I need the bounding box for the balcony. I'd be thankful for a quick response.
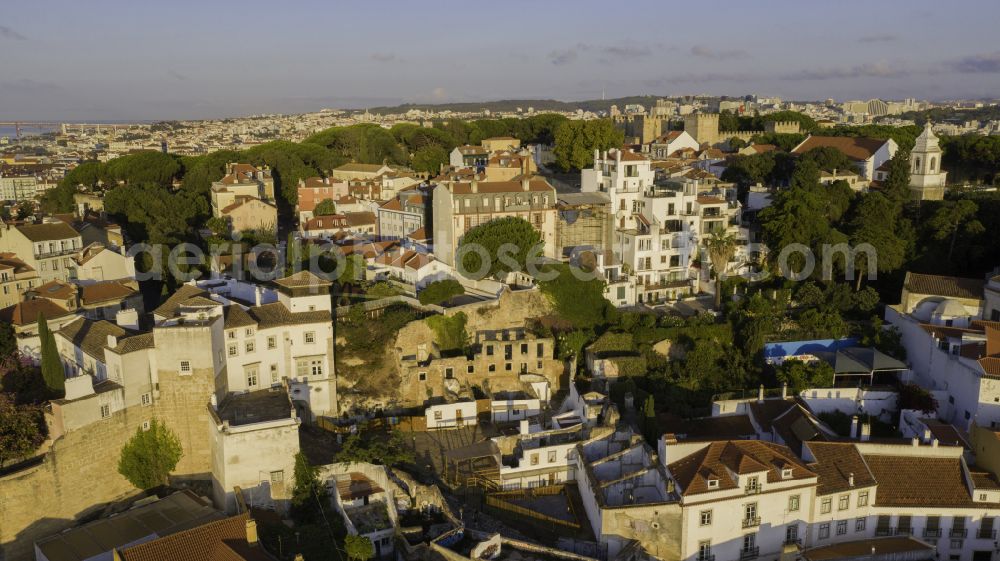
[949,528,968,538]
[744,485,761,495]
[742,517,761,529]
[977,529,996,540]
[740,547,760,561]
[923,528,942,538]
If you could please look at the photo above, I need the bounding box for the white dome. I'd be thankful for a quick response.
[933,298,966,318]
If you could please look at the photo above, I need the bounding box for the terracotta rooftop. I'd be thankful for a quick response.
[863,454,997,507]
[81,281,136,306]
[667,440,816,496]
[0,298,72,326]
[806,442,877,495]
[445,177,555,195]
[792,136,891,161]
[13,221,80,242]
[119,513,276,561]
[904,271,984,300]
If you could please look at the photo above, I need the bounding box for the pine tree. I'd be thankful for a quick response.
[37,314,64,398]
[117,418,183,489]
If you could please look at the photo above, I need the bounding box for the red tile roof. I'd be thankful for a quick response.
[119,513,276,561]
[792,136,891,162]
[668,440,816,496]
[0,298,72,326]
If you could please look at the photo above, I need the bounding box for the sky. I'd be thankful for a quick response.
[2,0,1000,121]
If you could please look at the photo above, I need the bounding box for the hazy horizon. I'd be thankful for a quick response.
[3,0,1000,121]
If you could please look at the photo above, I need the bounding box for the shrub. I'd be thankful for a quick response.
[418,280,465,305]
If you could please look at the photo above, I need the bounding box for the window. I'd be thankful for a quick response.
[838,494,849,510]
[245,328,254,337]
[698,541,712,561]
[245,340,255,353]
[468,365,474,374]
[700,510,713,526]
[142,420,151,431]
[856,518,866,532]
[819,523,830,540]
[270,470,284,484]
[837,521,848,535]
[537,361,543,370]
[445,368,454,380]
[781,468,793,479]
[950,540,963,550]
[267,336,277,350]
[246,366,258,388]
[788,495,800,512]
[228,330,236,340]
[786,525,798,543]
[295,357,324,378]
[521,343,528,354]
[707,479,719,489]
[858,491,869,506]
[270,364,279,384]
[821,498,832,514]
[179,360,191,373]
[505,363,512,371]
[100,404,111,418]
[304,332,315,344]
[488,364,496,372]
[530,454,539,466]
[746,476,759,492]
[418,372,427,381]
[434,411,443,420]
[486,345,494,356]
[537,343,544,356]
[744,503,758,525]
[741,534,755,553]
[141,393,151,406]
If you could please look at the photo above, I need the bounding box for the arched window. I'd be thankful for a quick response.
[930,157,936,172]
[914,157,921,171]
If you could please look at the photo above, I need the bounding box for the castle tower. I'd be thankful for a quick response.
[683,113,720,146]
[909,122,947,201]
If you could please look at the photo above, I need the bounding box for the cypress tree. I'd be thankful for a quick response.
[37,313,65,397]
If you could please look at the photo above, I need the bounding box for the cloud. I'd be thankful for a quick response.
[781,61,906,81]
[370,53,400,63]
[0,25,26,40]
[642,71,753,88]
[858,33,897,43]
[548,47,580,66]
[0,79,61,93]
[690,45,748,60]
[950,52,1000,73]
[167,69,186,81]
[599,45,651,60]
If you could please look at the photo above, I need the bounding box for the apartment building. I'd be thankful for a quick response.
[661,436,1000,561]
[0,219,83,282]
[581,148,742,305]
[210,162,275,217]
[431,174,558,268]
[0,252,40,308]
[0,173,38,202]
[296,176,349,222]
[376,189,427,240]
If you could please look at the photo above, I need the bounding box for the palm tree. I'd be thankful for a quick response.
[705,232,738,309]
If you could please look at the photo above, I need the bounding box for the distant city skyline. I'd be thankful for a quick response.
[3,0,1000,120]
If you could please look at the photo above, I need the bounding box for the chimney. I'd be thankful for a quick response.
[932,438,939,448]
[116,308,139,330]
[860,422,871,442]
[520,419,529,435]
[210,394,218,409]
[594,148,600,164]
[245,519,258,546]
[521,176,530,191]
[848,473,855,487]
[911,436,919,447]
[757,384,764,402]
[254,286,263,307]
[470,178,478,193]
[923,427,932,443]
[106,334,118,348]
[781,382,788,400]
[850,416,859,439]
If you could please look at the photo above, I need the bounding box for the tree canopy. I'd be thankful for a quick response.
[117,419,183,489]
[552,119,624,172]
[457,217,542,279]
